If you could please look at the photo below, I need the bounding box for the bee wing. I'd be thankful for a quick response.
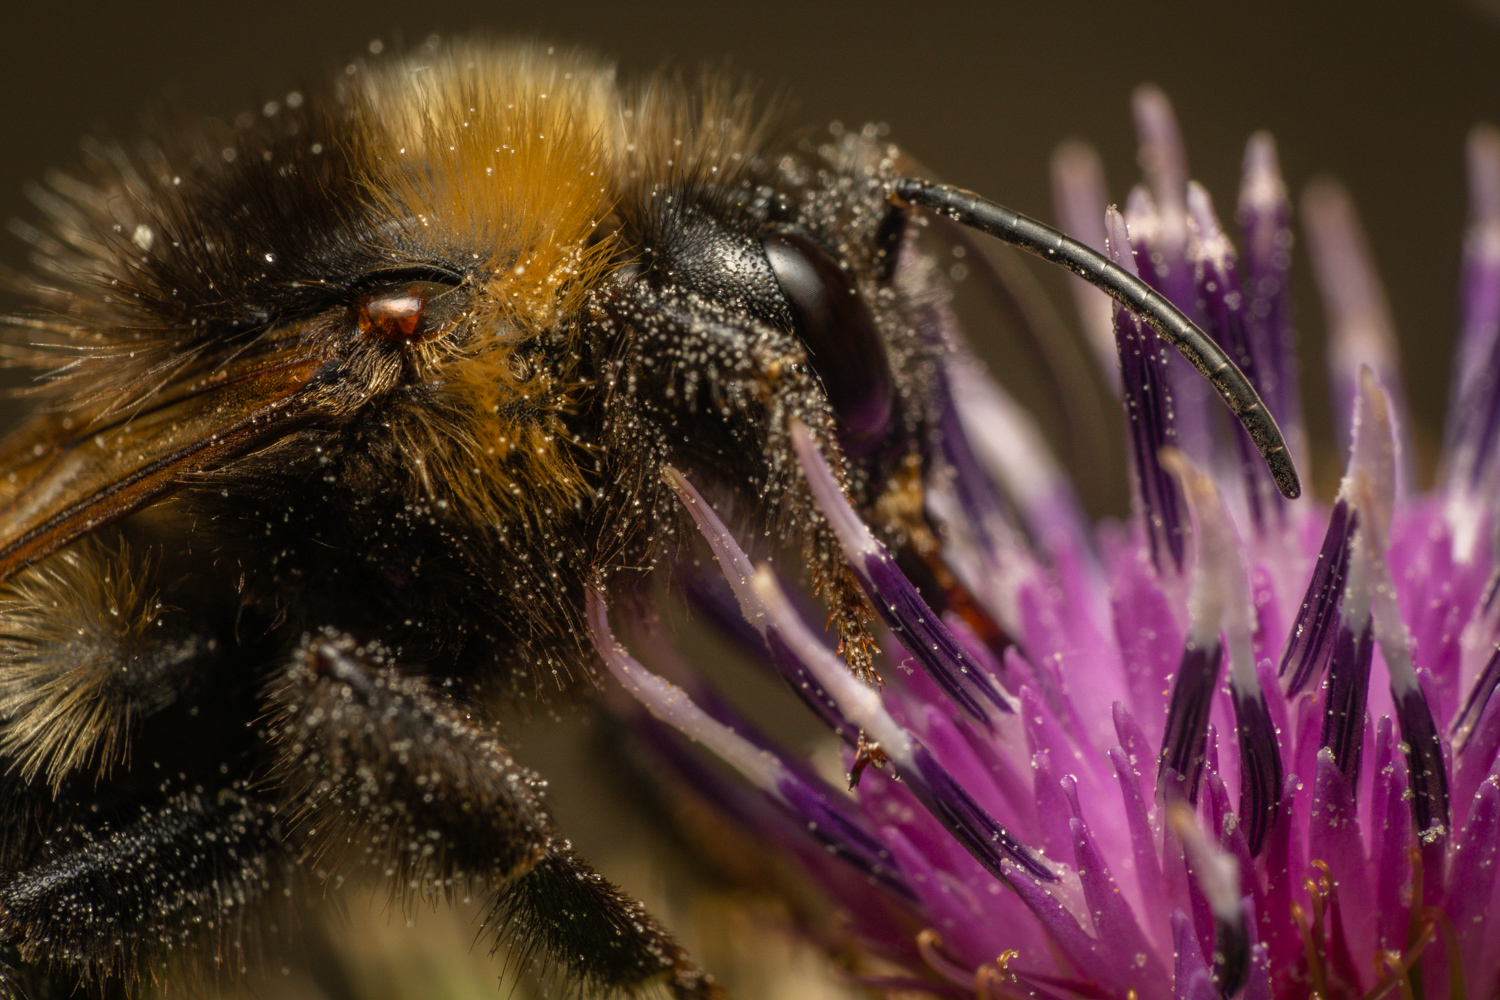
[0,339,334,583]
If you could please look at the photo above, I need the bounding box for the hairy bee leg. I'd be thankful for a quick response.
[266,632,723,999]
[0,789,293,990]
[492,848,725,1000]
[0,538,216,790]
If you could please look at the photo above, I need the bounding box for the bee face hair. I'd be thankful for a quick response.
[0,37,1297,998]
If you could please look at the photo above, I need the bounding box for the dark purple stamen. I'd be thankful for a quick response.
[1131,90,1216,465]
[1319,617,1375,790]
[1443,125,1500,488]
[909,744,1054,883]
[791,425,1013,725]
[1158,637,1223,804]
[634,702,914,903]
[1453,643,1500,746]
[1109,209,1187,574]
[1212,911,1250,997]
[1447,321,1500,490]
[763,628,859,744]
[681,562,860,743]
[774,774,917,902]
[1280,499,1358,694]
[591,593,916,904]
[1231,684,1285,856]
[1392,683,1453,839]
[1189,184,1282,531]
[852,553,1011,724]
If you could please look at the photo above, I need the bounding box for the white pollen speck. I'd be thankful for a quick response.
[131,225,154,251]
[286,91,304,108]
[265,253,276,263]
[368,39,384,55]
[262,101,280,117]
[311,143,323,154]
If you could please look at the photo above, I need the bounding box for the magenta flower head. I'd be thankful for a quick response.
[588,88,1500,1000]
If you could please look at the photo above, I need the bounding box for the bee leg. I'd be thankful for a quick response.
[0,788,293,992]
[266,631,724,999]
[0,538,216,790]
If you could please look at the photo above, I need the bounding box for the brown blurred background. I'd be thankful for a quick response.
[1,1,1496,502]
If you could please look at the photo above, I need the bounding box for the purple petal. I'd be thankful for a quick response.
[919,704,1023,834]
[1203,768,1254,901]
[1031,746,1073,863]
[1110,745,1168,930]
[1308,748,1375,967]
[1005,862,1105,980]
[930,362,1024,568]
[1447,776,1500,991]
[587,590,915,903]
[1455,680,1500,810]
[1113,701,1158,797]
[1341,369,1449,839]
[881,826,1006,968]
[1231,683,1285,856]
[947,356,1091,559]
[1071,815,1170,997]
[1161,447,1284,856]
[763,628,858,743]
[1170,910,1213,1000]
[775,771,917,903]
[749,568,1052,882]
[1257,775,1304,978]
[1243,941,1273,1000]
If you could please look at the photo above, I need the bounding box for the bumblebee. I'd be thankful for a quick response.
[0,38,1296,998]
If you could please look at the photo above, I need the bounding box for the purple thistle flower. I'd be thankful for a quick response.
[591,92,1500,1000]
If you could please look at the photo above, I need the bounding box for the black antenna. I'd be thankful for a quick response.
[895,177,1301,500]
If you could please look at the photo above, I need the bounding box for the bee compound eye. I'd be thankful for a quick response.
[763,233,894,455]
